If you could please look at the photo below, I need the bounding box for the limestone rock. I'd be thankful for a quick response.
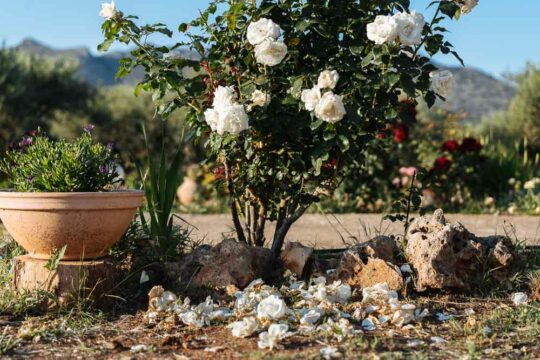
[350,235,398,264]
[405,209,515,292]
[330,235,402,291]
[280,242,314,277]
[190,239,278,289]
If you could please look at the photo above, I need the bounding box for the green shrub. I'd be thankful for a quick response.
[0,128,119,192]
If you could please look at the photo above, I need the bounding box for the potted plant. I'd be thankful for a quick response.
[98,0,471,255]
[0,127,144,260]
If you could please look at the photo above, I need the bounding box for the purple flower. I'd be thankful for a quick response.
[99,165,109,174]
[27,176,34,183]
[106,142,114,151]
[83,124,96,133]
[19,137,33,147]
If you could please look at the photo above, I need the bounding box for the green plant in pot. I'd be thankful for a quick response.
[0,126,144,260]
[99,0,471,255]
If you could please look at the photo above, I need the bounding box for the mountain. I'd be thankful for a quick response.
[13,38,515,122]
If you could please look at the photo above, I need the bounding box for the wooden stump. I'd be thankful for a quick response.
[13,255,114,304]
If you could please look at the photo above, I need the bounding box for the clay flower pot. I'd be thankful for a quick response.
[0,190,144,260]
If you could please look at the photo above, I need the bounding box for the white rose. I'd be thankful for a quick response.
[317,70,339,90]
[254,40,288,67]
[459,0,479,14]
[99,1,117,20]
[212,86,237,111]
[217,105,249,135]
[228,317,258,337]
[366,15,398,45]
[393,11,425,46]
[314,92,346,123]
[204,108,220,132]
[247,18,282,46]
[430,70,454,97]
[301,86,322,112]
[250,89,270,107]
[256,295,288,320]
[181,66,199,80]
[257,324,290,350]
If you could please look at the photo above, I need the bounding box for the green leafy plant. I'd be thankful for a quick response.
[99,0,468,254]
[137,125,189,261]
[0,127,119,192]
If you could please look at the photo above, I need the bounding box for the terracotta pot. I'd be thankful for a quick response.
[0,190,144,260]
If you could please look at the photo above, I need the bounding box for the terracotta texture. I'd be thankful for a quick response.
[0,191,143,260]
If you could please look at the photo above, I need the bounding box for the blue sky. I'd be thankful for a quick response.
[0,1,538,77]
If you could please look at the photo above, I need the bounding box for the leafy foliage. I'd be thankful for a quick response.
[0,129,119,192]
[99,0,464,252]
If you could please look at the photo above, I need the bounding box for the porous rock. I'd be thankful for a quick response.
[405,209,515,291]
[280,242,314,277]
[331,236,403,291]
[190,239,278,289]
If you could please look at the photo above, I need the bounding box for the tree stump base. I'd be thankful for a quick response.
[13,255,114,305]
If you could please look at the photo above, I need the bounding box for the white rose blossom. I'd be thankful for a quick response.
[300,87,322,112]
[315,92,347,123]
[394,11,425,46]
[99,1,117,20]
[204,86,249,135]
[317,70,340,90]
[212,86,237,111]
[228,317,259,337]
[257,294,289,320]
[458,0,479,14]
[247,18,282,46]
[430,70,454,97]
[366,15,398,45]
[254,40,288,67]
[250,89,270,107]
[257,323,291,350]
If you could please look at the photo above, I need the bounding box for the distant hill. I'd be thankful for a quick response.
[13,38,515,122]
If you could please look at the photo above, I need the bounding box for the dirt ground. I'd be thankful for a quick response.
[179,213,540,247]
[1,296,539,360]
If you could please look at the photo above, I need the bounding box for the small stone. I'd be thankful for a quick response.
[280,242,313,277]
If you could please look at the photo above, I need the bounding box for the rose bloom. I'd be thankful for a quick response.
[247,18,281,46]
[393,11,425,46]
[227,317,258,338]
[459,137,482,152]
[433,156,452,172]
[301,86,322,112]
[376,131,387,140]
[367,15,398,45]
[430,70,454,97]
[256,295,288,320]
[212,86,237,111]
[254,40,288,66]
[442,140,459,152]
[399,166,418,177]
[314,92,346,123]
[392,123,409,143]
[459,0,479,14]
[317,70,339,89]
[99,1,117,20]
[250,89,270,107]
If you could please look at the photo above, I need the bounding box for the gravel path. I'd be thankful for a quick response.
[178,213,540,247]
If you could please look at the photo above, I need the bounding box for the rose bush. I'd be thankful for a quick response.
[99,0,470,254]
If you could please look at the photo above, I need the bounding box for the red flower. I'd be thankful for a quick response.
[323,158,338,170]
[376,132,387,140]
[442,140,459,152]
[460,137,482,152]
[213,166,225,181]
[433,156,452,172]
[399,99,417,121]
[392,123,409,143]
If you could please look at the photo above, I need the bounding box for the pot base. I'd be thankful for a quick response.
[13,255,114,305]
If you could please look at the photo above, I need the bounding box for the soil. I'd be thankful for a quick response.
[179,213,540,247]
[1,296,539,359]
